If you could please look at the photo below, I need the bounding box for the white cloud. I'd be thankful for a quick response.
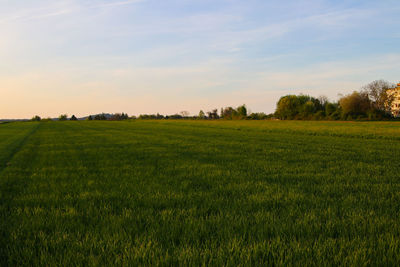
[92,0,146,8]
[0,0,145,24]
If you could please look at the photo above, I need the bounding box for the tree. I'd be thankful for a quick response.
[219,105,248,120]
[275,94,327,120]
[236,104,247,118]
[41,117,53,122]
[139,114,164,119]
[325,102,338,117]
[247,112,271,120]
[339,91,372,118]
[275,95,310,119]
[58,114,68,121]
[70,115,78,121]
[110,113,129,120]
[94,114,107,120]
[275,95,298,119]
[207,109,219,119]
[220,107,236,119]
[87,115,93,121]
[198,110,205,119]
[168,114,183,119]
[180,111,190,118]
[362,80,395,114]
[31,115,41,121]
[302,100,316,116]
[318,95,329,107]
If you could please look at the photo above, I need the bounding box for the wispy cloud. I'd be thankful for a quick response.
[0,0,145,24]
[206,7,376,52]
[93,0,145,8]
[0,3,75,24]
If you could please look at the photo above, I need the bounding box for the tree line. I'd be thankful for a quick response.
[30,80,398,122]
[275,80,396,120]
[132,105,276,120]
[30,105,273,122]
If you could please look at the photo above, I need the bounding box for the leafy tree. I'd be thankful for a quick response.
[329,110,341,120]
[87,115,93,121]
[339,91,372,119]
[236,105,247,118]
[168,114,183,119]
[325,102,338,117]
[275,95,298,119]
[313,110,325,120]
[302,101,316,117]
[139,114,155,119]
[198,110,205,119]
[139,114,164,119]
[275,94,327,120]
[220,105,247,120]
[31,115,41,121]
[70,115,78,121]
[94,114,107,120]
[275,95,310,119]
[110,113,129,121]
[221,107,236,119]
[247,112,271,120]
[58,114,68,121]
[207,109,219,119]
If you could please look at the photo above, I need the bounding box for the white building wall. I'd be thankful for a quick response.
[387,83,400,117]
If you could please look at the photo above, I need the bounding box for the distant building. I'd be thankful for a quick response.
[387,83,400,117]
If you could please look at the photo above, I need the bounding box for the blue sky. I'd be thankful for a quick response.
[1,0,400,118]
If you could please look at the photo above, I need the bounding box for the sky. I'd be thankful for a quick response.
[1,0,400,119]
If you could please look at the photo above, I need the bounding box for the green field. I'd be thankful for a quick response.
[1,120,400,266]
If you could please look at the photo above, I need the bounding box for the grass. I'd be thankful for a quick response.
[1,120,400,266]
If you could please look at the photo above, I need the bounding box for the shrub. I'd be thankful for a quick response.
[58,114,68,121]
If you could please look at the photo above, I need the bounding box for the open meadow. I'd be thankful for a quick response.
[1,120,400,265]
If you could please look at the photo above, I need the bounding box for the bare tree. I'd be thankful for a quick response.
[362,80,395,113]
[318,95,329,107]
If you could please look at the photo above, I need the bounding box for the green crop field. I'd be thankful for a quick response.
[1,120,400,266]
